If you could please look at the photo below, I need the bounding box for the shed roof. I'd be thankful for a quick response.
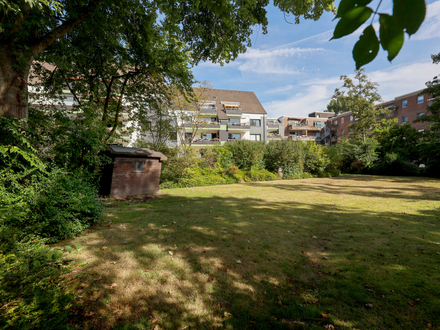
[109,146,167,161]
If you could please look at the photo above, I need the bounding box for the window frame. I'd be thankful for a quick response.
[401,116,408,124]
[402,100,408,108]
[134,161,145,172]
[250,119,261,127]
[250,134,261,141]
[417,95,424,104]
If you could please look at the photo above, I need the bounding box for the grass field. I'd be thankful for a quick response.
[63,175,440,329]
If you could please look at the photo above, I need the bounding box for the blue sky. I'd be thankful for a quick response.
[191,0,440,118]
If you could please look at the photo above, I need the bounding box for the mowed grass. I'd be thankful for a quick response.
[62,175,440,329]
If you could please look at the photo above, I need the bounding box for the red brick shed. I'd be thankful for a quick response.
[99,146,167,198]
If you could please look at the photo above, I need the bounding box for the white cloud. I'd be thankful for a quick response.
[265,85,294,94]
[240,46,325,59]
[369,60,437,100]
[263,84,331,118]
[237,46,326,74]
[262,59,438,117]
[413,0,440,40]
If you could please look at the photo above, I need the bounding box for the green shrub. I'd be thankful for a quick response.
[0,233,77,330]
[225,140,265,170]
[1,168,103,243]
[304,142,330,174]
[244,168,279,182]
[264,140,305,175]
[216,146,234,169]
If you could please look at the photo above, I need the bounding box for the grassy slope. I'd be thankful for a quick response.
[64,175,440,329]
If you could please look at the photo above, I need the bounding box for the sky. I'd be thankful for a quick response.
[191,0,440,119]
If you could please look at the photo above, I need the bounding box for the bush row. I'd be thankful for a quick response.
[160,140,340,189]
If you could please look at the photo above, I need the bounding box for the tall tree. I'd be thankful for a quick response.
[414,52,440,174]
[329,69,387,143]
[1,0,338,120]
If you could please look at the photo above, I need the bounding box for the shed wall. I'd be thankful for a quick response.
[110,157,162,197]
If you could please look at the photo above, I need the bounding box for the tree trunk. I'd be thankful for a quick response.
[0,48,31,119]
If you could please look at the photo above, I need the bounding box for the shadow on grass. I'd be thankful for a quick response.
[65,177,440,330]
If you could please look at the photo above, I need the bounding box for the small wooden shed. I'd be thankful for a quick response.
[99,146,167,198]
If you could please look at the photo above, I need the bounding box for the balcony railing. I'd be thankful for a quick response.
[289,136,321,142]
[267,134,283,140]
[228,123,250,129]
[289,124,321,131]
[225,108,243,115]
[192,138,221,145]
[199,108,217,115]
[181,123,220,129]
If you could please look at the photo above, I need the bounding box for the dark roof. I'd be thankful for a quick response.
[195,88,267,115]
[109,146,167,161]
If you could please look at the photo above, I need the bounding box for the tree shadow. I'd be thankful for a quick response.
[62,179,440,330]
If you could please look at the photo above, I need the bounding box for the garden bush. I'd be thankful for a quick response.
[225,140,265,170]
[0,228,77,330]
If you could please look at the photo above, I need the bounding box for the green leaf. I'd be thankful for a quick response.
[74,243,82,250]
[33,260,41,267]
[65,246,73,253]
[54,249,63,259]
[335,0,373,19]
[332,7,373,40]
[379,14,404,61]
[353,25,379,69]
[393,0,426,36]
[47,252,54,260]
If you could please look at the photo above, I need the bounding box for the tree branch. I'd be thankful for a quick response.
[58,68,83,107]
[106,73,130,142]
[31,0,102,55]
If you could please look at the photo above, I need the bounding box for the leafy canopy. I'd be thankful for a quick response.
[331,0,426,69]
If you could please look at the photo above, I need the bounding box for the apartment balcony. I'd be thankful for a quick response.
[378,109,397,119]
[199,108,217,115]
[289,136,320,142]
[227,123,250,132]
[267,122,280,128]
[181,123,220,131]
[289,124,321,131]
[331,136,338,143]
[225,108,243,116]
[191,138,221,145]
[330,124,338,132]
[267,134,283,140]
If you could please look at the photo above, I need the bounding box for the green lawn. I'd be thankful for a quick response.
[64,175,440,329]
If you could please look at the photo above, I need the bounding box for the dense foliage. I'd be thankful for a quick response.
[0,115,102,328]
[160,140,338,189]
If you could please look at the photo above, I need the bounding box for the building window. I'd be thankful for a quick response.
[185,132,193,140]
[134,161,144,172]
[228,118,240,124]
[341,129,344,135]
[201,133,212,140]
[250,119,261,126]
[313,132,321,137]
[341,118,344,124]
[228,133,241,140]
[402,100,408,108]
[289,132,299,137]
[401,116,408,124]
[417,112,424,118]
[313,121,321,127]
[169,132,177,141]
[349,115,353,121]
[417,95,424,104]
[250,134,261,141]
